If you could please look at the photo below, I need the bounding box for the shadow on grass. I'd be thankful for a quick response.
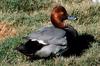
[62,33,95,57]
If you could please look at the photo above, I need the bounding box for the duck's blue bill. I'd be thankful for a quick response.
[68,16,77,20]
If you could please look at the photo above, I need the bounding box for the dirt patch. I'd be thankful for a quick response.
[0,22,16,40]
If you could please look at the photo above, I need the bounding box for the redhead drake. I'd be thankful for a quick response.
[16,6,78,59]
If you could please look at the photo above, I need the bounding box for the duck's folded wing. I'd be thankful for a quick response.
[24,26,67,45]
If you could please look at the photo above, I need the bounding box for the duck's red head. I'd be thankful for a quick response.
[51,6,77,29]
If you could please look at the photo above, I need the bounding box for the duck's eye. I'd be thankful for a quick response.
[60,12,64,15]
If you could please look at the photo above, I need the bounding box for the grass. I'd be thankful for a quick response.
[0,0,100,66]
[0,0,53,12]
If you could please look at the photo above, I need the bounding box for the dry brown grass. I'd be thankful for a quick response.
[0,22,16,40]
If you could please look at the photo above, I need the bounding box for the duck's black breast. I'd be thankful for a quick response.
[27,26,67,45]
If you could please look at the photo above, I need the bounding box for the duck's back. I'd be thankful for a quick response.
[26,26,67,45]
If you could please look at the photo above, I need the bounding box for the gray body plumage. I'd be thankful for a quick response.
[28,26,67,45]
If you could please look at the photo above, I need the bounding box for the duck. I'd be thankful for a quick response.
[15,5,78,59]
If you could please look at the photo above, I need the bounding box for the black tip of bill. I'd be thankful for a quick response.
[68,16,78,20]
